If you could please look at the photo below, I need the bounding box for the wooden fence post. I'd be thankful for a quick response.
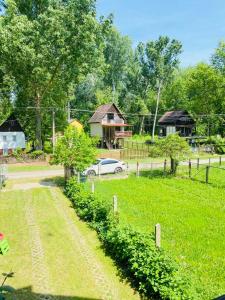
[206,166,210,184]
[113,195,118,214]
[91,181,95,193]
[197,158,200,170]
[189,159,192,178]
[219,156,222,166]
[155,224,161,248]
[163,159,167,175]
[136,162,140,177]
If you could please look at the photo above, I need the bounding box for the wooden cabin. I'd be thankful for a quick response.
[158,110,195,137]
[0,114,26,156]
[89,103,132,149]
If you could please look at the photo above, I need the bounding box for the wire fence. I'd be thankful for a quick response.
[126,156,225,188]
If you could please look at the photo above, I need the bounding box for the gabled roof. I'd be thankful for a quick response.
[158,110,195,126]
[88,103,124,124]
[0,114,24,132]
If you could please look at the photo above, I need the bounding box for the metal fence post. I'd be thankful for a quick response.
[189,159,192,178]
[206,166,210,184]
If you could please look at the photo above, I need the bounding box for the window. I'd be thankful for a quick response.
[13,135,17,142]
[101,159,118,165]
[108,113,114,120]
[3,136,7,142]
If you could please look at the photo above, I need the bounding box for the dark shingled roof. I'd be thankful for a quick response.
[0,114,24,132]
[88,103,124,123]
[158,111,195,126]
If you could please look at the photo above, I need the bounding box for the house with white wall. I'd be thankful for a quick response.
[88,103,132,149]
[0,114,26,156]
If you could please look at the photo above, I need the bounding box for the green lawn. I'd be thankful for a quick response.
[0,184,139,300]
[90,171,225,299]
[7,164,63,173]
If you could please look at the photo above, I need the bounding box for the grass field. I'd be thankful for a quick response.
[90,170,225,299]
[0,184,139,300]
[7,164,63,173]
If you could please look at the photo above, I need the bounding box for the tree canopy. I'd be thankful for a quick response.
[0,1,224,142]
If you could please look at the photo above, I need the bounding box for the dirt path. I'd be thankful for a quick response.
[7,157,225,180]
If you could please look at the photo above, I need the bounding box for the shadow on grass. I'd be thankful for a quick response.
[139,169,173,180]
[40,176,65,187]
[4,285,101,300]
[213,295,225,300]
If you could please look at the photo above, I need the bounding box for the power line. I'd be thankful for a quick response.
[7,106,225,118]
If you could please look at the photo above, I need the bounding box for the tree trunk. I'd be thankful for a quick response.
[35,92,43,150]
[170,157,178,175]
[64,166,72,181]
[112,79,116,102]
[139,115,145,135]
[152,81,162,143]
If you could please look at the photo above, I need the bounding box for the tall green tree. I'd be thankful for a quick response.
[0,0,108,148]
[103,27,133,101]
[212,41,225,74]
[137,36,182,141]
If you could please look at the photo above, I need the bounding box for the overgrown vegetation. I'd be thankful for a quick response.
[65,177,193,299]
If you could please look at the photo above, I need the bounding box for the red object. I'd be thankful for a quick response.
[0,233,4,240]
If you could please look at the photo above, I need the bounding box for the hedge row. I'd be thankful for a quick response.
[65,177,193,299]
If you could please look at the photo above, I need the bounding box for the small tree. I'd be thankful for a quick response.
[158,134,190,174]
[51,126,97,180]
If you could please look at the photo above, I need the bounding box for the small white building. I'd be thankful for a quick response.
[0,114,26,156]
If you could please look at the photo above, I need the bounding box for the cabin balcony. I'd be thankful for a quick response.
[115,131,132,138]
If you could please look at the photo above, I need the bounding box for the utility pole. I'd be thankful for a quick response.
[52,110,56,153]
[152,80,162,143]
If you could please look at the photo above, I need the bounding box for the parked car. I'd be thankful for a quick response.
[83,158,126,176]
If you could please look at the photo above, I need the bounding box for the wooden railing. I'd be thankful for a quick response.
[115,131,132,138]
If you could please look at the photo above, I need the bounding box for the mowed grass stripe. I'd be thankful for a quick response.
[31,187,101,299]
[0,190,36,299]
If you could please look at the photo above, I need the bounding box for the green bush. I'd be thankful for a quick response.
[12,148,24,160]
[64,177,193,299]
[205,136,225,154]
[64,177,110,228]
[44,141,53,154]
[29,150,45,159]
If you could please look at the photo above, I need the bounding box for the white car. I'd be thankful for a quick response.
[83,158,126,176]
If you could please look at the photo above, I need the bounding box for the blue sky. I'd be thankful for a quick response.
[97,0,225,67]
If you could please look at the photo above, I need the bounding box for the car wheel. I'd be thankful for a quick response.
[87,170,96,176]
[114,167,123,174]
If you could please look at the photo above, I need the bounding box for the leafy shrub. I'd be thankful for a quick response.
[44,141,53,154]
[65,177,110,228]
[29,150,45,159]
[103,226,192,299]
[205,136,225,154]
[65,177,193,299]
[12,148,24,161]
